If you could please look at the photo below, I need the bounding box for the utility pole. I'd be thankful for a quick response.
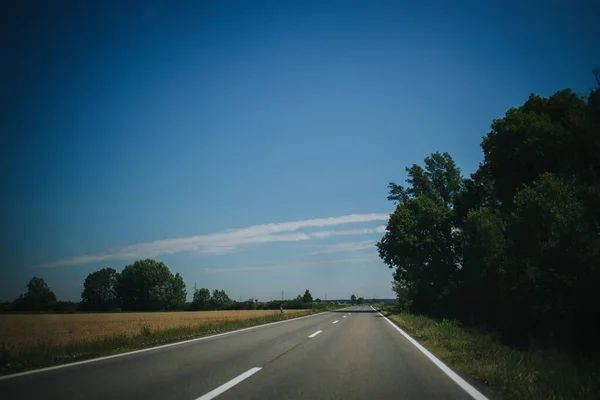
[282,290,284,301]
[325,292,327,301]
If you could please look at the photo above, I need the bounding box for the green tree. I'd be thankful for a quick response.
[357,297,365,305]
[481,89,588,212]
[502,173,589,344]
[350,294,356,304]
[302,289,313,303]
[81,268,119,311]
[378,152,463,315]
[166,273,187,310]
[192,287,211,310]
[14,277,57,311]
[209,289,231,309]
[472,80,600,347]
[458,207,506,325]
[378,73,600,353]
[115,259,184,311]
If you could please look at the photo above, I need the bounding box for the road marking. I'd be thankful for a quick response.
[0,311,337,381]
[371,306,489,400]
[308,330,322,338]
[332,320,339,324]
[196,367,262,400]
[343,315,347,318]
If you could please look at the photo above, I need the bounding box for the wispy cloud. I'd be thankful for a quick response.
[204,252,381,274]
[306,240,377,255]
[204,266,273,274]
[36,213,389,268]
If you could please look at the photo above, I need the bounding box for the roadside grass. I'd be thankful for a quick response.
[377,305,600,400]
[0,307,340,376]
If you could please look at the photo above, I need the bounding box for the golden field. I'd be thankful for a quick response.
[0,310,309,354]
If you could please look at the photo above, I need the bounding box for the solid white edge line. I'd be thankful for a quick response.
[195,367,262,400]
[332,320,339,324]
[0,310,337,381]
[308,330,323,338]
[370,306,488,400]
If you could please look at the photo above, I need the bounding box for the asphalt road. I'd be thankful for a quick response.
[0,305,487,400]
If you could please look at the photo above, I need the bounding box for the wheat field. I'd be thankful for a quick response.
[0,310,308,354]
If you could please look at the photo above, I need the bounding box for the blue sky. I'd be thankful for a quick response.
[2,0,599,302]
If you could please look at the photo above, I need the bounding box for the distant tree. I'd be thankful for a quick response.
[147,272,187,311]
[168,273,187,310]
[81,268,119,311]
[350,294,357,304]
[13,277,57,311]
[192,287,211,310]
[242,298,258,310]
[357,297,365,305]
[53,301,80,313]
[315,298,322,303]
[209,289,231,309]
[302,289,313,303]
[115,259,186,311]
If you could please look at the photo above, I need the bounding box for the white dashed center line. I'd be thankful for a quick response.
[308,330,322,338]
[332,320,339,324]
[196,367,262,400]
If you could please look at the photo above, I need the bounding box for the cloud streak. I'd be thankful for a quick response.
[204,252,381,274]
[36,213,389,268]
[306,240,377,255]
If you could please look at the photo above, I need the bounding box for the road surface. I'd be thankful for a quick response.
[0,305,488,400]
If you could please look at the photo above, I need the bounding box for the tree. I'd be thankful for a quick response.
[242,298,258,310]
[302,289,313,303]
[357,297,365,305]
[501,173,589,345]
[81,268,119,311]
[378,73,600,354]
[115,259,185,311]
[209,289,231,309]
[192,287,211,310]
[168,273,187,310]
[474,83,600,347]
[458,207,506,325]
[378,152,463,315]
[350,294,357,304]
[481,89,587,212]
[13,277,57,311]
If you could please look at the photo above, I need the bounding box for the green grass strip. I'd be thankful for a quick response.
[378,306,600,400]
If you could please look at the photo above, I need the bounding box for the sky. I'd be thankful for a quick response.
[1,0,599,302]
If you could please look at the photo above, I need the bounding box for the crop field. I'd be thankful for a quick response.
[0,309,310,356]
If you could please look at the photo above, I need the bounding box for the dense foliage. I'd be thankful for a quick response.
[378,76,600,352]
[11,277,57,311]
[5,264,323,312]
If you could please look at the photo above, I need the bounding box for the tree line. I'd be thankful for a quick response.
[1,259,320,313]
[377,71,600,353]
